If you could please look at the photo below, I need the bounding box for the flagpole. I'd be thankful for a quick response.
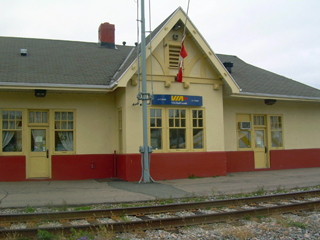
[140,0,151,183]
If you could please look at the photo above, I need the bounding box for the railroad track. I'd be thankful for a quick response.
[1,190,320,238]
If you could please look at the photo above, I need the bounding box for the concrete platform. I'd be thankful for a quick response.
[0,168,319,208]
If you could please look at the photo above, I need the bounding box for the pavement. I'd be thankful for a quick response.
[0,168,319,208]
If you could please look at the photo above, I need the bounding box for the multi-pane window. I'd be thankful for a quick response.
[2,110,22,152]
[192,110,204,149]
[149,107,205,152]
[150,109,162,150]
[270,116,283,147]
[254,115,265,126]
[169,109,186,149]
[54,111,74,152]
[29,110,48,124]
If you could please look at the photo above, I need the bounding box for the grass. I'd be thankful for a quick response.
[276,185,287,193]
[37,229,57,240]
[255,215,267,220]
[188,174,204,179]
[25,206,35,213]
[120,214,129,222]
[275,216,308,229]
[74,206,92,211]
[221,226,255,240]
[61,200,68,211]
[253,186,266,196]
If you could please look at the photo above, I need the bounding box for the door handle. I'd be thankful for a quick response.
[265,146,268,153]
[47,149,49,158]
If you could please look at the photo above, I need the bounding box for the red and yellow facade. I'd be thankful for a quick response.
[1,8,319,182]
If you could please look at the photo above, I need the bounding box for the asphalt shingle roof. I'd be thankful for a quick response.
[217,54,320,99]
[0,37,134,86]
[114,7,179,82]
[1,20,320,100]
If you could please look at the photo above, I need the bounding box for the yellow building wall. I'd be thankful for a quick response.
[143,28,221,83]
[122,26,226,154]
[124,80,224,153]
[224,98,320,151]
[0,91,117,154]
[115,87,127,153]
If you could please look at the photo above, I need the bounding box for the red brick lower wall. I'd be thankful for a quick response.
[52,154,115,180]
[226,149,320,173]
[0,156,26,181]
[116,152,227,182]
[1,149,319,181]
[270,149,320,170]
[226,151,255,173]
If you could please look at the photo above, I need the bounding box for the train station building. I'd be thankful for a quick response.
[1,7,320,181]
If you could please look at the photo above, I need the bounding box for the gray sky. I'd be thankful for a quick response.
[2,0,320,89]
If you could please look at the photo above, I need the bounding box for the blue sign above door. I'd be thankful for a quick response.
[152,94,202,106]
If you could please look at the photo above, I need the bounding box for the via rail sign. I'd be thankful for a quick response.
[152,94,202,106]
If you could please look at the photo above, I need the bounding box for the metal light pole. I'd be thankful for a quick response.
[140,0,151,183]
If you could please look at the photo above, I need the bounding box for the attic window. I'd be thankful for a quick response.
[168,45,181,68]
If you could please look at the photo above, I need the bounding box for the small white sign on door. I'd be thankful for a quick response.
[35,136,43,143]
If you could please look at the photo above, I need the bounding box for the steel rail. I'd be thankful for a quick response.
[0,189,319,224]
[1,200,320,238]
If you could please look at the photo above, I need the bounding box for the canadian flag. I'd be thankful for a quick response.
[176,35,188,83]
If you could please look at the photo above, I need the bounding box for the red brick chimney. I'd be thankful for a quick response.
[98,22,115,49]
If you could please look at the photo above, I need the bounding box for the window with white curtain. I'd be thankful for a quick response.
[2,110,23,152]
[54,111,75,152]
[149,107,206,152]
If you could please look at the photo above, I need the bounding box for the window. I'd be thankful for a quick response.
[54,111,74,152]
[169,109,186,149]
[29,110,48,124]
[254,115,265,126]
[192,110,204,149]
[2,110,23,152]
[236,114,252,149]
[270,115,283,147]
[149,107,205,152]
[238,131,251,148]
[150,108,162,150]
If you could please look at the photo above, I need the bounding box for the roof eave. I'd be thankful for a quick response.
[230,91,320,102]
[0,82,117,93]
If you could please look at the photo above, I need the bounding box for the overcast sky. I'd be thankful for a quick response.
[2,0,320,89]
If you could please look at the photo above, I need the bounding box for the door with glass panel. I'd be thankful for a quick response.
[28,110,50,178]
[253,115,269,168]
[254,129,268,168]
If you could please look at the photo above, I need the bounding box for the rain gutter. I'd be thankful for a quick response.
[231,91,320,102]
[0,82,117,92]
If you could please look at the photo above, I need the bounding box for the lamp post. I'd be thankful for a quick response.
[140,0,151,183]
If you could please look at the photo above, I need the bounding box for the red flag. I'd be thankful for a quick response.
[176,36,187,83]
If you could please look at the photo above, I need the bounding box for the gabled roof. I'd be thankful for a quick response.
[113,8,179,84]
[115,7,240,93]
[1,7,320,101]
[217,54,320,100]
[0,36,134,90]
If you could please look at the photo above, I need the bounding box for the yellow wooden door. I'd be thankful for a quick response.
[254,129,268,168]
[28,127,50,178]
